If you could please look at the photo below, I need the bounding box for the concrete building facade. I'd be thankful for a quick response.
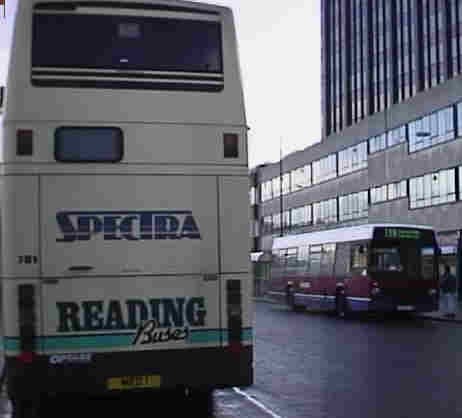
[250,0,462,262]
[322,0,462,137]
[250,75,462,256]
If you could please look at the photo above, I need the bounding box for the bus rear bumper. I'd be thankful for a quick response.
[6,346,253,401]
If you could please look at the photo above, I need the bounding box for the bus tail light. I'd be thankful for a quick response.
[16,129,34,156]
[223,133,239,158]
[18,284,36,363]
[227,280,242,352]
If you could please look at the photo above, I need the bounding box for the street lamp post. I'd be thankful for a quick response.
[280,138,283,237]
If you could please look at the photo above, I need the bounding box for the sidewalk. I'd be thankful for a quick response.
[416,300,462,324]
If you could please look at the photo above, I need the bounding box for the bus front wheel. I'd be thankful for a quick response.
[335,291,347,318]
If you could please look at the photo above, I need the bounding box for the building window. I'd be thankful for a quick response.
[338,142,368,176]
[409,168,456,209]
[312,154,337,184]
[371,184,388,204]
[291,205,312,228]
[339,191,368,222]
[251,220,259,238]
[249,186,256,206]
[261,181,273,202]
[313,198,338,225]
[282,173,291,195]
[291,164,312,191]
[263,215,272,234]
[272,213,281,231]
[388,180,407,200]
[387,125,407,147]
[372,180,407,204]
[408,106,455,152]
[460,166,462,198]
[369,133,387,154]
[283,210,291,231]
[457,102,462,136]
[272,177,281,198]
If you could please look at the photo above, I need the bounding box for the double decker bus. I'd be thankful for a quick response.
[1,1,252,416]
[268,224,439,316]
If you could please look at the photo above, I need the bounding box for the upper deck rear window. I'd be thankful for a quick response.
[32,14,223,73]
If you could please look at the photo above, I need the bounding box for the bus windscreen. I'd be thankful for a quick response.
[371,227,437,279]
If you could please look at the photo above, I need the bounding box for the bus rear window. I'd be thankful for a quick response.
[32,14,222,73]
[55,127,123,162]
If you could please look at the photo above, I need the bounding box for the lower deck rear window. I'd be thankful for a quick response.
[55,127,123,162]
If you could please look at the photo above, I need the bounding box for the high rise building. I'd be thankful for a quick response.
[322,0,462,138]
[250,0,462,293]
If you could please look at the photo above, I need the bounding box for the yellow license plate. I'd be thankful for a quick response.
[107,375,161,390]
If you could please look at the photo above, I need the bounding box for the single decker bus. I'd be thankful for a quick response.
[269,224,439,316]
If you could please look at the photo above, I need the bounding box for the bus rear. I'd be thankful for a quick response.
[1,0,252,413]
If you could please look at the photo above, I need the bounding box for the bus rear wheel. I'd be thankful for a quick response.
[11,399,39,418]
[185,388,214,417]
[286,287,303,312]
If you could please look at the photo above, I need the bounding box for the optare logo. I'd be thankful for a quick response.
[56,211,202,242]
[49,353,93,365]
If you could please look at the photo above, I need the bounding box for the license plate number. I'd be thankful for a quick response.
[107,375,161,390]
[397,305,414,311]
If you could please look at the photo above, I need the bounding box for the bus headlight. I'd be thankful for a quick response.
[428,288,437,296]
[371,287,381,296]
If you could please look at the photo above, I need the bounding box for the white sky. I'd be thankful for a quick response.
[0,0,322,168]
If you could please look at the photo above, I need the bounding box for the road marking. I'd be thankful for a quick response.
[232,387,284,418]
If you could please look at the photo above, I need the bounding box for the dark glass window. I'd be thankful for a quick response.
[33,14,222,73]
[55,127,123,162]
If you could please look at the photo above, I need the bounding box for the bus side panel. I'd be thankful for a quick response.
[218,177,253,387]
[1,176,43,356]
[218,176,250,273]
[1,176,40,278]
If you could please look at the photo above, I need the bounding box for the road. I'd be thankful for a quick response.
[226,301,462,418]
[2,301,462,417]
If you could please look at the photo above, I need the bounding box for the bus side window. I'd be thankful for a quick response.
[298,246,310,275]
[271,250,285,281]
[351,243,368,273]
[335,242,351,276]
[308,245,322,278]
[286,248,298,274]
[321,244,336,276]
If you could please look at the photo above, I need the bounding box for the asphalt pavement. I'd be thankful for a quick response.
[245,300,462,418]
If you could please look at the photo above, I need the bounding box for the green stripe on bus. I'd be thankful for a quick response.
[3,328,253,353]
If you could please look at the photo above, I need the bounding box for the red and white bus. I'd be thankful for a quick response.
[268,224,439,316]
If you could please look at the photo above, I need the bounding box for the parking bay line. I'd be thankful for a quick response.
[232,387,284,418]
